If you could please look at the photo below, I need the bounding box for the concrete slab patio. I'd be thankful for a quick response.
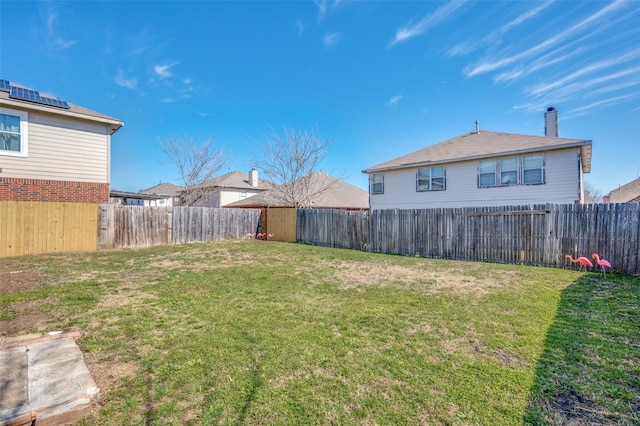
[0,332,98,426]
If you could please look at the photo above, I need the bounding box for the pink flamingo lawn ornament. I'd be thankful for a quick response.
[565,254,593,271]
[592,254,612,278]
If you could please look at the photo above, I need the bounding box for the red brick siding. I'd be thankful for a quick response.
[0,178,109,203]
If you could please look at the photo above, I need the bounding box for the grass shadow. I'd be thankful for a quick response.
[524,273,640,425]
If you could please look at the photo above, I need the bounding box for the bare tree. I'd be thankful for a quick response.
[584,180,604,204]
[159,134,227,206]
[253,126,336,208]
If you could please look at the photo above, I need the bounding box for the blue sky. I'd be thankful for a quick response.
[1,1,639,194]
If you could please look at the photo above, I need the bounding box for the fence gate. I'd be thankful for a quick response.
[263,208,297,242]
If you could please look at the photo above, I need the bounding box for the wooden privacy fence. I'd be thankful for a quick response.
[98,205,262,250]
[297,203,640,275]
[1,201,98,257]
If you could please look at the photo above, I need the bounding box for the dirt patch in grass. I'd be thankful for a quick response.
[323,260,521,296]
[148,248,258,273]
[97,290,158,309]
[0,271,48,293]
[0,299,51,336]
[542,388,630,425]
[0,313,49,335]
[84,352,138,398]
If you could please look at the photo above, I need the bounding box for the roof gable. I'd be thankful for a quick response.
[140,182,184,197]
[605,177,640,203]
[363,130,592,173]
[200,171,273,190]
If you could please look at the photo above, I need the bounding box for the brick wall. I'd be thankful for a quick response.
[0,177,109,203]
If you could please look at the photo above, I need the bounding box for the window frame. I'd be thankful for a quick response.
[478,154,546,188]
[522,154,545,185]
[499,157,518,186]
[478,160,497,187]
[0,107,28,157]
[370,173,384,195]
[416,166,446,192]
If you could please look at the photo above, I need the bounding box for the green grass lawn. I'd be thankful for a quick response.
[1,240,638,425]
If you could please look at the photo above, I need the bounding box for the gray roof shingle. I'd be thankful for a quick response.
[363,130,592,173]
[199,171,274,191]
[225,173,369,209]
[140,182,184,197]
[604,177,640,203]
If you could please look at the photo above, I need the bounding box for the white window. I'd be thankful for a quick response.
[500,157,518,186]
[0,107,28,157]
[240,190,247,200]
[371,173,384,194]
[479,154,546,188]
[523,154,544,184]
[478,160,496,187]
[417,166,446,191]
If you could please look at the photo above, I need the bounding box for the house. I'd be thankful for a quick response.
[603,177,640,203]
[225,172,369,210]
[362,108,592,209]
[0,79,123,203]
[109,189,170,206]
[139,182,184,206]
[187,169,272,208]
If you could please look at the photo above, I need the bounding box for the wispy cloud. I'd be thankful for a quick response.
[154,63,178,79]
[464,0,627,77]
[391,1,465,47]
[387,95,403,108]
[40,5,77,53]
[448,1,553,57]
[526,53,640,98]
[295,19,305,37]
[323,32,342,48]
[565,92,640,118]
[315,0,345,22]
[493,46,587,84]
[114,70,138,90]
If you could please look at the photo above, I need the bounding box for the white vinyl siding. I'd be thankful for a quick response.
[0,110,111,182]
[368,148,582,209]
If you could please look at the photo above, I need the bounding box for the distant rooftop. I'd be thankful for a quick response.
[363,130,592,174]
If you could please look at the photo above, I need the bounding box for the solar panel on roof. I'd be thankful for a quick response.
[9,86,70,109]
[0,79,10,92]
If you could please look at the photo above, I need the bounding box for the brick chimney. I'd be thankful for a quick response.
[249,168,259,187]
[544,107,559,137]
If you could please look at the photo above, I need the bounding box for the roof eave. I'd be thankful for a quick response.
[363,140,593,174]
[1,98,124,133]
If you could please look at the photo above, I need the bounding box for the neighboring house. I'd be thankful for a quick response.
[603,177,640,203]
[109,189,171,206]
[225,172,369,210]
[187,169,272,208]
[362,109,592,209]
[0,79,123,203]
[139,182,184,206]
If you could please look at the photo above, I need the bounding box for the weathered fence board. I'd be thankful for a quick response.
[297,204,640,275]
[98,205,260,250]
